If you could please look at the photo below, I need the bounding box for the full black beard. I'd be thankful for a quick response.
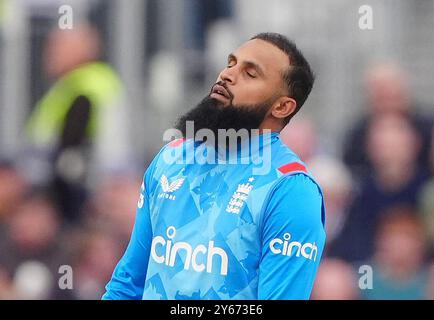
[174,96,272,139]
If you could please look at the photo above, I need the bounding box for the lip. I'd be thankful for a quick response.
[210,92,230,104]
[211,84,231,100]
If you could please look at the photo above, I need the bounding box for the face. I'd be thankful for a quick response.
[376,221,425,275]
[10,198,59,252]
[44,26,100,79]
[175,39,295,137]
[367,113,420,170]
[365,65,410,114]
[211,39,289,108]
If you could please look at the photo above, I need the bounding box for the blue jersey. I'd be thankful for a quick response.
[103,132,326,300]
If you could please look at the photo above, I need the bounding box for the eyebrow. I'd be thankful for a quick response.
[228,53,266,77]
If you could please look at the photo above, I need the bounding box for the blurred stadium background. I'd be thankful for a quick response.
[0,0,433,299]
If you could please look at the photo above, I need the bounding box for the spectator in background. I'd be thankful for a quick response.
[280,115,318,164]
[84,174,141,246]
[69,228,123,300]
[308,155,353,256]
[311,258,360,300]
[362,207,430,300]
[53,174,141,299]
[343,63,433,178]
[23,23,129,223]
[0,191,72,299]
[0,161,27,223]
[281,116,355,256]
[334,112,431,262]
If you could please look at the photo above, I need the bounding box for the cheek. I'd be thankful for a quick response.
[231,83,275,106]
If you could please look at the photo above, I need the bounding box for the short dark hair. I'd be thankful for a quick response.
[251,33,315,124]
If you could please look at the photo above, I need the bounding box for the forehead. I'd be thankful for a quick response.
[232,39,290,76]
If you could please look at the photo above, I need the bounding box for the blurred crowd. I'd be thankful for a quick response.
[0,18,142,299]
[0,0,433,300]
[290,64,434,299]
[0,160,140,299]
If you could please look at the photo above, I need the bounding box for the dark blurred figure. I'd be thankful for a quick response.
[362,208,430,300]
[24,24,123,223]
[334,112,431,262]
[0,192,72,299]
[311,258,360,300]
[343,63,433,178]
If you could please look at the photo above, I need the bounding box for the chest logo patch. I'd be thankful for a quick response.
[226,177,254,214]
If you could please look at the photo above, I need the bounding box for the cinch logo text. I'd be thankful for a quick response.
[269,233,318,262]
[151,226,229,276]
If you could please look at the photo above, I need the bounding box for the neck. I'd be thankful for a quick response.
[259,117,284,133]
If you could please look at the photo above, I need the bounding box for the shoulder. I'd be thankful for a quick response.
[269,173,323,209]
[257,135,325,219]
[268,135,308,173]
[263,172,326,230]
[268,135,322,188]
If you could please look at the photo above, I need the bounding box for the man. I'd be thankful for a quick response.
[25,24,128,222]
[103,33,326,300]
[342,63,433,178]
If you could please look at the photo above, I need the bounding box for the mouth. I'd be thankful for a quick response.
[210,84,232,103]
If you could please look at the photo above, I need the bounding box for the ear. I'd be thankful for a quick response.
[270,96,297,120]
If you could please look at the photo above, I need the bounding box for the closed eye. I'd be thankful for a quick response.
[246,70,256,78]
[227,53,236,68]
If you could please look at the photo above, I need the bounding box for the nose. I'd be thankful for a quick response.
[219,66,236,84]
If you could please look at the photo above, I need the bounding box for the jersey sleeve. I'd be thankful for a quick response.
[102,164,155,300]
[258,173,326,300]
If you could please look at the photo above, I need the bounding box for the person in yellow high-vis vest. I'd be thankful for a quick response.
[25,24,127,222]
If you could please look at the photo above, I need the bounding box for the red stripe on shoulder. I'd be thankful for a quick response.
[278,162,307,174]
[168,138,186,148]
